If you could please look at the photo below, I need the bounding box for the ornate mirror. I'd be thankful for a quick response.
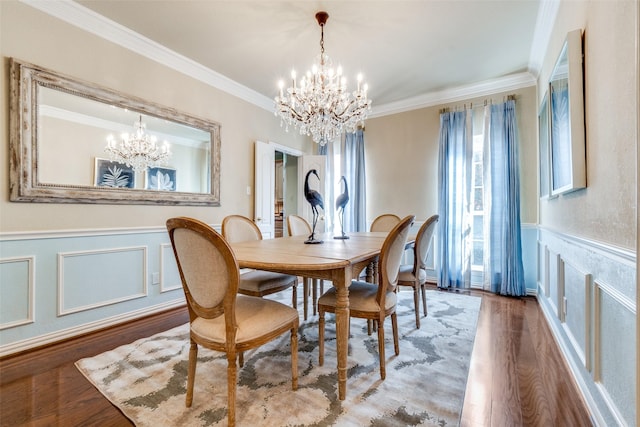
[9,58,221,206]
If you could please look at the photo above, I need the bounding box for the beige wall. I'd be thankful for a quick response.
[0,1,310,232]
[365,85,538,225]
[538,1,637,250]
[2,0,636,250]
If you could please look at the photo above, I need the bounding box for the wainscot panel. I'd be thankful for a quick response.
[594,281,636,426]
[160,242,182,293]
[537,227,636,427]
[0,256,35,329]
[58,246,147,315]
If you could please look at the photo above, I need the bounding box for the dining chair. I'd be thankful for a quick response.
[286,214,323,320]
[318,215,415,380]
[397,214,439,328]
[370,213,402,232]
[166,217,298,427]
[222,215,299,307]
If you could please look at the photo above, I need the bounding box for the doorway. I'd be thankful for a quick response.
[274,151,299,237]
[255,141,305,239]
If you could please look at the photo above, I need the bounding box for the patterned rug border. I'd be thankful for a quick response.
[76,290,481,427]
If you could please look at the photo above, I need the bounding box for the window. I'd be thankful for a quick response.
[470,110,485,286]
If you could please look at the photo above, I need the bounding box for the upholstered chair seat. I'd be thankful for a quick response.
[398,264,427,283]
[191,295,299,344]
[318,281,397,313]
[235,270,299,296]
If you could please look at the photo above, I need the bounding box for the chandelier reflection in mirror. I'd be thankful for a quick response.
[105,115,171,172]
[275,11,371,146]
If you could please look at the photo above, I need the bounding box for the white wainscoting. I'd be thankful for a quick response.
[537,227,636,427]
[0,226,192,357]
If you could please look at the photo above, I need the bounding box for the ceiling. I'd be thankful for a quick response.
[53,1,547,116]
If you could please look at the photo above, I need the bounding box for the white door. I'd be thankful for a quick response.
[254,140,275,238]
[300,155,327,234]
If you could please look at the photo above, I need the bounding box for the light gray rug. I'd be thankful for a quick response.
[76,290,481,426]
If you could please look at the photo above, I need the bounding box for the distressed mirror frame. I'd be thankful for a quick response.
[549,29,586,196]
[9,58,221,206]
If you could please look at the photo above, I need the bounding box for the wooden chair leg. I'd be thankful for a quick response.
[421,283,428,317]
[290,327,298,390]
[365,262,374,282]
[413,284,421,329]
[312,279,318,316]
[227,353,238,426]
[391,312,399,356]
[238,352,244,367]
[303,278,310,320]
[186,341,198,407]
[367,319,372,335]
[291,284,297,309]
[318,310,325,366]
[373,259,379,284]
[377,317,386,380]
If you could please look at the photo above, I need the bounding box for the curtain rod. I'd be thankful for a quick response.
[439,93,517,114]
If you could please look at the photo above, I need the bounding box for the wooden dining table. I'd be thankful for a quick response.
[229,231,391,400]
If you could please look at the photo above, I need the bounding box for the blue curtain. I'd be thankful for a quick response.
[342,129,367,232]
[483,100,526,296]
[437,111,472,289]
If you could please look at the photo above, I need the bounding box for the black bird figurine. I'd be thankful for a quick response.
[334,176,349,239]
[304,169,324,244]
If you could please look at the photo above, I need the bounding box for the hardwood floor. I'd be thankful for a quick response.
[0,288,592,426]
[459,290,593,426]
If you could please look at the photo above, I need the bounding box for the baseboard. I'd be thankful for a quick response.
[0,299,186,358]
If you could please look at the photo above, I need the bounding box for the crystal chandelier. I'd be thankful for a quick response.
[274,11,372,146]
[105,115,171,173]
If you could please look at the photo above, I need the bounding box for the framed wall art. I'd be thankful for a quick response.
[94,158,135,189]
[549,29,586,196]
[146,166,176,191]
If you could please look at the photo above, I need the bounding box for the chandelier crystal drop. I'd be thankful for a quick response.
[104,115,171,173]
[274,11,371,146]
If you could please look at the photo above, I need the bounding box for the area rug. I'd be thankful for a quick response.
[76,290,481,426]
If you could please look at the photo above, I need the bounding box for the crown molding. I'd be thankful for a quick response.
[20,0,274,111]
[369,72,536,118]
[528,0,561,79]
[22,0,541,119]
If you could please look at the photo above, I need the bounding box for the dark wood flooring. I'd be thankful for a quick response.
[0,287,592,426]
